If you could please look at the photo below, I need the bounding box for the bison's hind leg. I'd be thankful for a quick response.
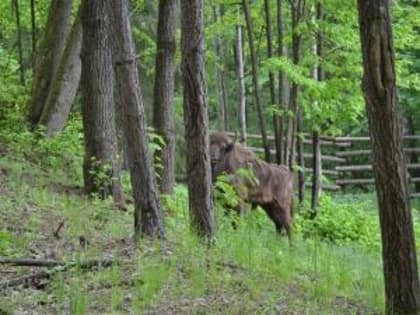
[262,203,292,246]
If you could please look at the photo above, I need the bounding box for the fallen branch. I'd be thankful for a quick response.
[0,257,113,269]
[0,257,114,290]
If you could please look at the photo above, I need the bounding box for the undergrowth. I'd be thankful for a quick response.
[0,108,419,314]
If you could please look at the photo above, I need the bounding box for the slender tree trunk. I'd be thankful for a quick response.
[242,0,271,162]
[27,0,72,126]
[311,130,321,215]
[13,0,25,85]
[264,0,279,163]
[311,2,324,216]
[81,0,123,205]
[152,0,177,195]
[39,8,82,136]
[220,5,229,131]
[30,0,36,71]
[235,23,247,144]
[211,3,225,130]
[277,0,289,165]
[181,0,215,239]
[112,0,166,239]
[357,1,420,314]
[286,0,304,170]
[297,108,304,203]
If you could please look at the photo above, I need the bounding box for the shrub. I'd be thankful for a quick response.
[296,194,381,250]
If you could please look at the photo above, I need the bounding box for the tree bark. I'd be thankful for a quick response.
[235,23,247,144]
[39,7,82,136]
[27,0,72,126]
[13,0,25,85]
[112,0,166,239]
[181,0,215,238]
[242,0,271,162]
[152,0,177,195]
[357,1,420,314]
[81,0,123,205]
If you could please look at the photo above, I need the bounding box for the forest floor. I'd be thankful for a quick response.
[1,143,418,314]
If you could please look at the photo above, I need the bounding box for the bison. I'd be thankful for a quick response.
[210,131,294,243]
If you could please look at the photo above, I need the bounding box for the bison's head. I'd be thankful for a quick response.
[209,132,235,181]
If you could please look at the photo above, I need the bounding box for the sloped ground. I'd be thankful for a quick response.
[0,149,384,315]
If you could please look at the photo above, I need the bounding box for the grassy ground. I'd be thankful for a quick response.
[0,116,419,314]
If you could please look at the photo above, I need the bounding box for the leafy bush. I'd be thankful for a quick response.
[295,194,381,250]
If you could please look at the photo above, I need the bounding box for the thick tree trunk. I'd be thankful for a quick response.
[357,1,420,314]
[235,24,247,144]
[112,0,166,239]
[242,0,271,162]
[39,8,82,136]
[152,0,177,195]
[181,0,215,238]
[13,0,25,85]
[27,0,72,126]
[81,0,123,205]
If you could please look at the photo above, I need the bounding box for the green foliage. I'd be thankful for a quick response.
[296,194,381,250]
[214,173,241,209]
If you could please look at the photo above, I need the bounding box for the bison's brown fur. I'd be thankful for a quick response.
[210,132,294,243]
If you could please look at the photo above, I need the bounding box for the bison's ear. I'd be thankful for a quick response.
[224,142,235,153]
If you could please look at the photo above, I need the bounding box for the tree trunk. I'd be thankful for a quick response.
[112,0,166,239]
[152,0,177,195]
[30,0,36,71]
[211,3,226,131]
[286,0,303,170]
[311,2,324,216]
[27,0,72,126]
[277,0,289,165]
[310,130,321,215]
[264,0,278,161]
[220,5,230,131]
[297,108,304,203]
[39,8,82,136]
[181,0,215,238]
[81,0,123,205]
[242,0,271,162]
[235,23,247,144]
[13,0,25,85]
[357,1,420,314]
